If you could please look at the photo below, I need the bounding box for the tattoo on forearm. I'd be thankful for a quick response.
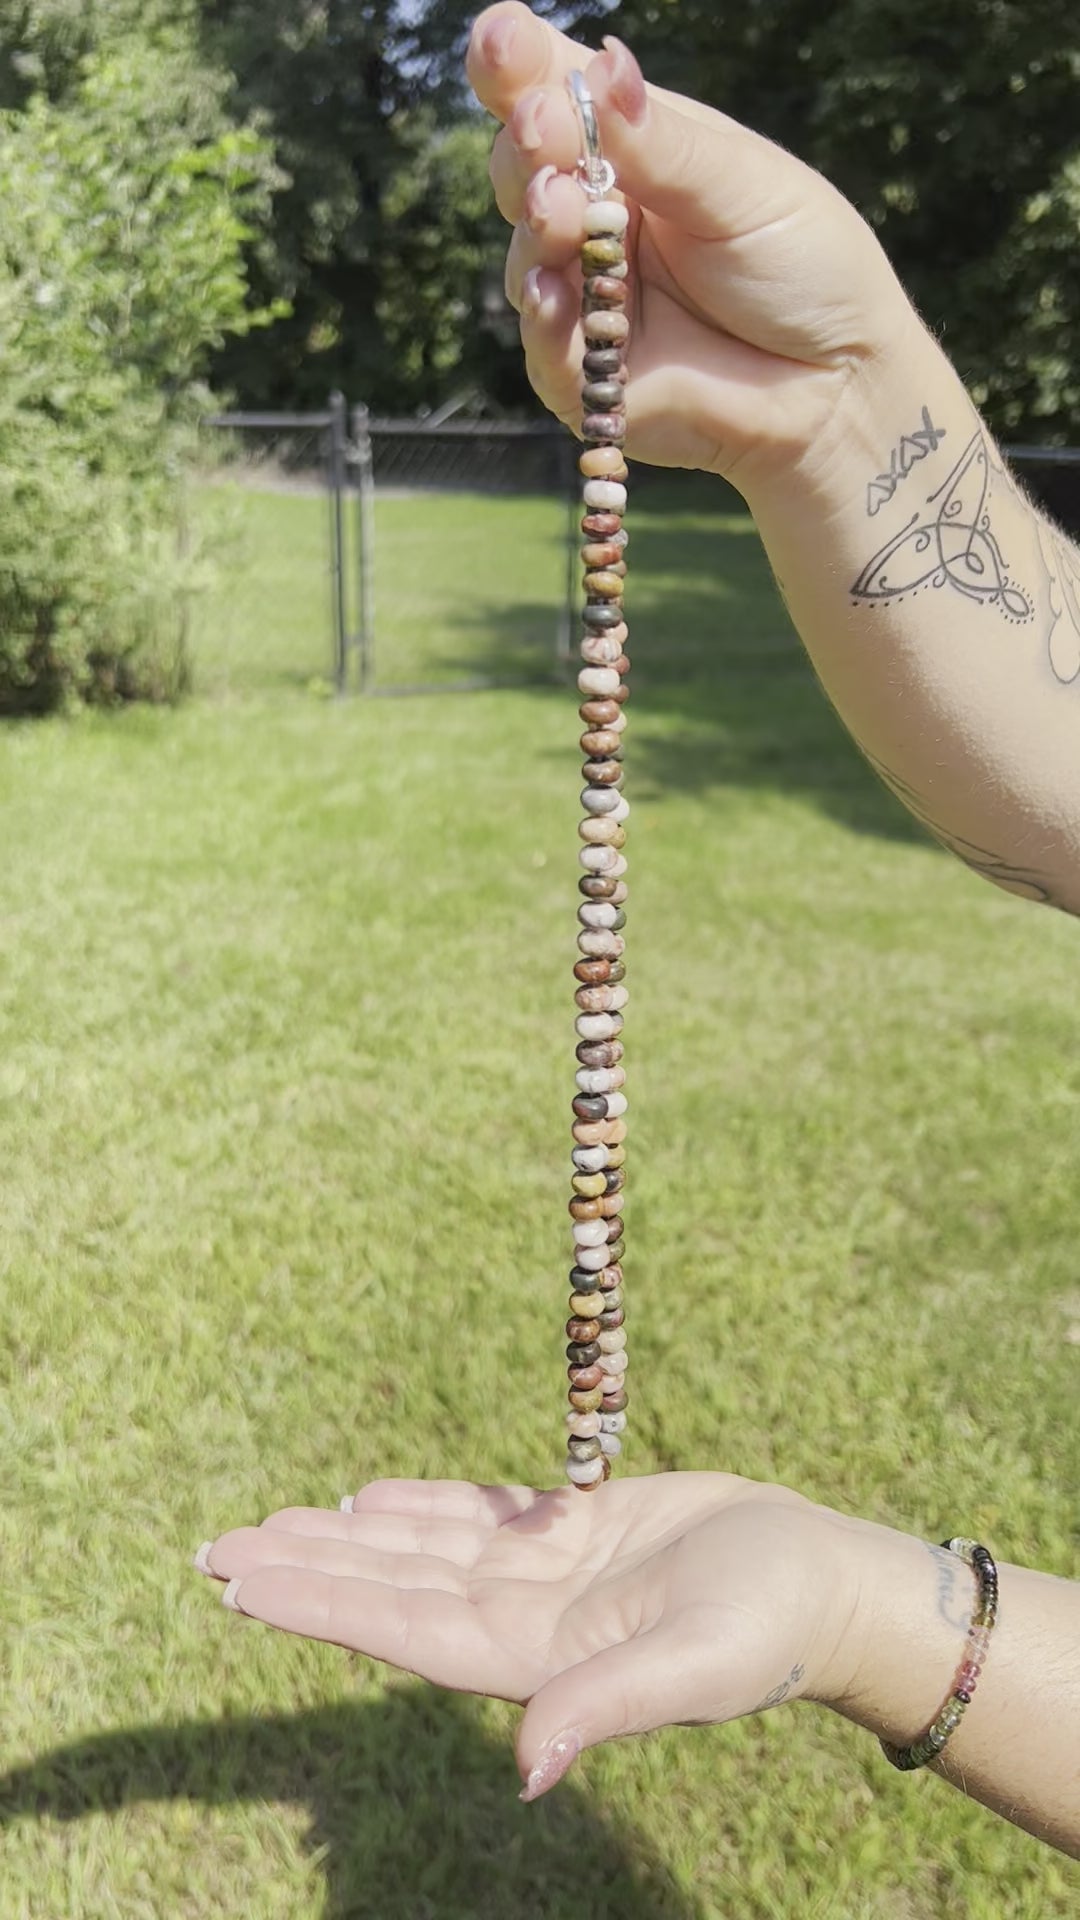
[924,1541,973,1635]
[752,1662,805,1712]
[852,431,1032,622]
[1035,520,1080,685]
[866,407,947,516]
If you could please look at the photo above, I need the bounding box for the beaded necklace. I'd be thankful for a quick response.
[564,74,631,1490]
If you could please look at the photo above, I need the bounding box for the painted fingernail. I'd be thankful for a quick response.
[221,1578,247,1614]
[193,1541,216,1575]
[520,1730,582,1802]
[521,267,544,318]
[481,15,517,69]
[512,89,546,155]
[525,164,557,232]
[602,37,648,128]
[339,1495,356,1514]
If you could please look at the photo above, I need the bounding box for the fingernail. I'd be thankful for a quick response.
[521,267,544,318]
[339,1494,356,1513]
[602,36,648,128]
[481,15,517,69]
[221,1578,247,1614]
[193,1541,215,1575]
[512,89,546,155]
[525,164,556,232]
[519,1730,582,1803]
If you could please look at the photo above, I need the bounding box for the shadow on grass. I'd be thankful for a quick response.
[0,1691,701,1920]
[441,472,928,850]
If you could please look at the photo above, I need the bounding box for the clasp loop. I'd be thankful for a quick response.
[568,70,616,198]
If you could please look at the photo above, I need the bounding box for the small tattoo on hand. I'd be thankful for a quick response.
[753,1662,806,1711]
[866,406,948,516]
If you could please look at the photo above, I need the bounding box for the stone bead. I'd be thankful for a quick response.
[599,1305,625,1329]
[582,234,626,269]
[578,847,620,877]
[583,199,630,235]
[613,655,632,676]
[583,480,627,511]
[568,1435,602,1462]
[599,1409,628,1433]
[584,347,626,376]
[605,1162,627,1186]
[583,307,631,343]
[580,539,623,570]
[571,1146,608,1174]
[575,1038,623,1067]
[606,1233,626,1259]
[603,1090,629,1117]
[582,415,627,449]
[571,1216,608,1246]
[604,1142,627,1167]
[565,1453,605,1485]
[583,570,624,599]
[580,511,622,537]
[582,379,625,412]
[569,1198,603,1222]
[575,983,625,1014]
[574,957,613,985]
[578,696,621,726]
[599,1192,625,1217]
[568,1364,604,1390]
[578,898,619,924]
[568,1387,604,1414]
[599,1433,622,1457]
[605,1209,625,1235]
[571,1170,606,1198]
[609,796,630,824]
[582,758,623,785]
[566,1317,601,1344]
[598,1284,624,1309]
[573,1116,626,1146]
[578,879,617,905]
[580,727,623,758]
[572,1242,611,1272]
[583,274,627,307]
[597,1328,628,1353]
[579,447,625,482]
[577,665,620,698]
[580,633,623,667]
[578,819,626,848]
[597,1350,628,1377]
[568,1289,604,1317]
[576,1064,624,1094]
[600,1388,628,1413]
[566,1409,601,1436]
[582,601,623,632]
[576,930,621,956]
[572,1093,608,1122]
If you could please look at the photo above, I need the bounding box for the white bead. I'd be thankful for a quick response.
[566,1410,601,1436]
[599,1433,622,1457]
[599,1411,627,1433]
[573,1243,611,1272]
[580,632,622,665]
[609,795,630,822]
[577,929,621,955]
[565,1455,604,1486]
[608,853,628,877]
[605,261,629,279]
[584,200,629,235]
[583,481,627,511]
[597,1329,627,1353]
[578,900,618,927]
[574,1012,618,1040]
[603,1091,628,1117]
[572,1219,608,1247]
[605,710,627,733]
[578,666,620,696]
[579,846,619,873]
[580,788,620,816]
[576,1066,620,1093]
[605,987,629,1012]
[598,1349,628,1375]
[572,1144,608,1172]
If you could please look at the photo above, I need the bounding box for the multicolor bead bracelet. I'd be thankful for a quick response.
[564,72,630,1492]
[880,1537,999,1770]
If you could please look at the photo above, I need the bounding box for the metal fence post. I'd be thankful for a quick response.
[328,390,349,693]
[351,403,376,692]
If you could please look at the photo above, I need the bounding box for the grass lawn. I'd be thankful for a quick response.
[1,477,1078,1918]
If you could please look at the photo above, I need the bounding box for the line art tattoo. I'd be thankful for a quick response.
[866,407,947,516]
[1034,519,1080,685]
[861,746,1067,910]
[752,1662,806,1712]
[852,432,1032,623]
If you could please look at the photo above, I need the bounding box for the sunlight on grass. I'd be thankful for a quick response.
[1,480,1078,1917]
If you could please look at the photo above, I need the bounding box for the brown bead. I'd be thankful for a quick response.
[579,448,626,481]
[583,570,624,599]
[583,413,626,445]
[568,1435,603,1463]
[582,237,626,272]
[575,984,621,1013]
[579,875,619,899]
[606,1234,626,1260]
[566,1316,601,1342]
[580,728,623,757]
[568,1364,603,1390]
[597,1264,623,1289]
[579,698,621,726]
[582,759,623,786]
[575,1040,623,1068]
[583,308,630,343]
[598,1305,625,1329]
[582,277,627,308]
[583,347,625,378]
[569,1387,604,1413]
[605,1168,626,1192]
[569,1195,603,1219]
[600,1387,628,1413]
[574,957,612,984]
[581,540,622,569]
[599,1192,625,1217]
[581,512,622,537]
[613,654,631,675]
[573,1093,608,1121]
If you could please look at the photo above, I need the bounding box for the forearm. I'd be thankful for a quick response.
[744,312,1080,915]
[817,1510,1080,1854]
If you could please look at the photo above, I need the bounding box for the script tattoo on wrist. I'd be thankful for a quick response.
[860,746,1074,914]
[924,1541,973,1635]
[866,407,947,516]
[752,1662,806,1712]
[852,429,1032,623]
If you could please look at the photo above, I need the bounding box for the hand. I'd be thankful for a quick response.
[467,3,918,496]
[197,1471,862,1798]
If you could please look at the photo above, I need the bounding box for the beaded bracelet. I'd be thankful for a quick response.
[563,72,630,1492]
[879,1537,999,1771]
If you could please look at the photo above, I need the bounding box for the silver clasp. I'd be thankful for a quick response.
[568,70,616,198]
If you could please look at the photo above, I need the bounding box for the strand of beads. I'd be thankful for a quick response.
[565,194,632,1492]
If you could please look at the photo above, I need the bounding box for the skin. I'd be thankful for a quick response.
[200,6,1080,1857]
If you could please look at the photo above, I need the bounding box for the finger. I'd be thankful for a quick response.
[467,3,584,124]
[517,1622,697,1799]
[520,269,585,432]
[205,1524,469,1595]
[222,1566,532,1698]
[256,1505,492,1567]
[504,188,584,311]
[347,1479,539,1529]
[490,95,582,226]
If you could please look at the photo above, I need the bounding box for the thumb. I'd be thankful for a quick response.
[586,35,822,240]
[516,1624,695,1802]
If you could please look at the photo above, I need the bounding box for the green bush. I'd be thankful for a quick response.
[0,30,277,712]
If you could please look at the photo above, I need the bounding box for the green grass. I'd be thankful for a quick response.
[2,477,1079,1918]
